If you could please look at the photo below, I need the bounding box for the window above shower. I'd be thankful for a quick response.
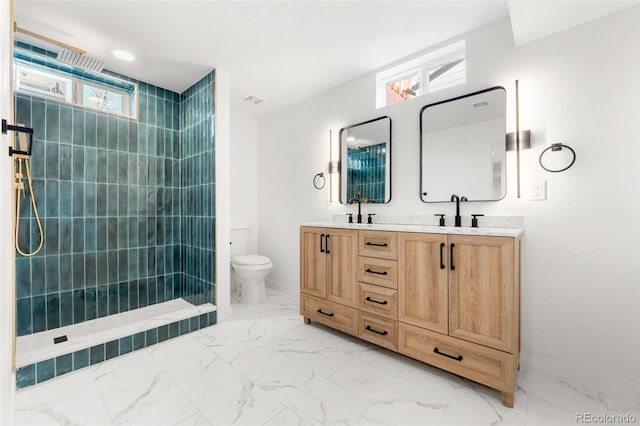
[13,44,137,119]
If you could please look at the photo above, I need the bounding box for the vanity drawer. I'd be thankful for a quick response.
[358,256,398,289]
[358,312,397,351]
[398,323,514,392]
[358,282,397,319]
[359,231,398,260]
[300,294,358,336]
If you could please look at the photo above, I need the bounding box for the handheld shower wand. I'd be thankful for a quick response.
[14,132,43,256]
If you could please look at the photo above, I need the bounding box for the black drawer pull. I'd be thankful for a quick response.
[320,234,325,253]
[365,268,388,276]
[365,296,388,305]
[433,347,463,361]
[325,235,331,254]
[316,309,334,317]
[365,241,388,247]
[439,242,445,270]
[365,325,388,336]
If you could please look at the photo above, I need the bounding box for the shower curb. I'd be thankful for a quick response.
[15,309,217,389]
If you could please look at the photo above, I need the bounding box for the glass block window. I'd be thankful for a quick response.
[376,40,466,108]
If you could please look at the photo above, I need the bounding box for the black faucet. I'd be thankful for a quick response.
[450,194,468,227]
[349,198,362,224]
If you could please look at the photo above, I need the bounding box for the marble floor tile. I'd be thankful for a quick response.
[150,334,224,383]
[179,362,285,425]
[14,371,107,425]
[257,360,369,425]
[13,288,635,426]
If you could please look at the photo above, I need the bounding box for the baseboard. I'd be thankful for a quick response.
[265,279,298,297]
[520,350,639,403]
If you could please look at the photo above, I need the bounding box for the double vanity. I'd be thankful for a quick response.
[299,222,522,407]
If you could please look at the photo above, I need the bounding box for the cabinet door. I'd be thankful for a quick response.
[449,235,514,352]
[300,227,327,298]
[326,228,358,307]
[398,232,449,334]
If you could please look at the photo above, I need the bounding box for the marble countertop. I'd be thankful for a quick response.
[301,221,523,237]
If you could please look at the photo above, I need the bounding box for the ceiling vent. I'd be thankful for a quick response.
[240,93,265,105]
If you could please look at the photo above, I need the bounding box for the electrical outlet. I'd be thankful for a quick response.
[531,180,547,201]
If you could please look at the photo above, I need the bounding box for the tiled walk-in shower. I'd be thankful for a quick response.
[12,43,218,388]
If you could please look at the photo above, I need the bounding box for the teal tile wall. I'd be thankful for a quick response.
[179,71,216,305]
[347,142,387,203]
[14,60,184,337]
[14,44,217,347]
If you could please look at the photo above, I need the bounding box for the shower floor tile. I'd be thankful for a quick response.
[16,299,216,368]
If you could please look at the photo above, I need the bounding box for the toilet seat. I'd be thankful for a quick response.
[233,255,271,266]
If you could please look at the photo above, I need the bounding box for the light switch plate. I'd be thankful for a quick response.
[531,180,547,200]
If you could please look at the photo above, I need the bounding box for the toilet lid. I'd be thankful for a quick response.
[233,255,271,265]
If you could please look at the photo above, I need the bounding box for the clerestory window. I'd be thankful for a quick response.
[376,40,466,108]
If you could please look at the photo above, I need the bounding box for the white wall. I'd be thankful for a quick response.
[257,9,640,400]
[230,109,258,254]
[214,69,232,322]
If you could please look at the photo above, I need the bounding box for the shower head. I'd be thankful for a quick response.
[14,23,105,73]
[57,48,105,73]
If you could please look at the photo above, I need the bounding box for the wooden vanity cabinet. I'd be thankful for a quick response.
[397,231,520,408]
[300,226,521,408]
[300,226,358,334]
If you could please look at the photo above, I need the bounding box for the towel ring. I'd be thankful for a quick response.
[313,172,325,190]
[539,143,576,173]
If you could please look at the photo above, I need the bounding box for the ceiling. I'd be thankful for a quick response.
[13,1,639,117]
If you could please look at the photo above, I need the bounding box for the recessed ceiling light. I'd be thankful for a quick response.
[113,49,135,61]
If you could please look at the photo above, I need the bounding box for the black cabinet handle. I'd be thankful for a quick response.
[325,235,330,254]
[365,325,388,336]
[320,234,325,253]
[365,296,388,305]
[439,242,445,270]
[450,243,455,270]
[433,347,463,361]
[316,309,334,317]
[365,241,388,247]
[365,268,388,276]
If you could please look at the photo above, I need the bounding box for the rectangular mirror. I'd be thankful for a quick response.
[420,87,506,202]
[340,116,392,204]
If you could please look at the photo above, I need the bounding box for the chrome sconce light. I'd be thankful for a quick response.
[506,130,531,151]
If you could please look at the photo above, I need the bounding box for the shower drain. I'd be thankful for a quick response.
[53,335,68,344]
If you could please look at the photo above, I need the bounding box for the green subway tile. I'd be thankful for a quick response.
[89,344,105,365]
[73,348,90,369]
[106,340,119,360]
[133,332,145,351]
[16,364,36,389]
[55,353,73,376]
[36,358,55,383]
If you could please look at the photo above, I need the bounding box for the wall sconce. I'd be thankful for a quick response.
[506,130,531,151]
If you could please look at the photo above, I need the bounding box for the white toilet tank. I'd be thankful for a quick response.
[230,224,250,258]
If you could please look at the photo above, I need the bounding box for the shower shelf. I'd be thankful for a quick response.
[15,299,216,388]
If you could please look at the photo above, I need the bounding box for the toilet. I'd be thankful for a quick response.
[230,224,273,304]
